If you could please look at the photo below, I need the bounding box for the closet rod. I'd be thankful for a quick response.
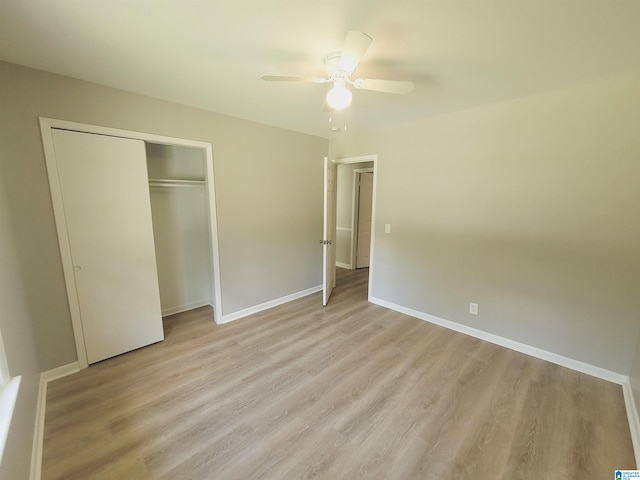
[148,178,206,188]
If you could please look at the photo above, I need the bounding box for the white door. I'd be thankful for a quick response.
[355,172,374,268]
[322,156,337,306]
[52,129,164,364]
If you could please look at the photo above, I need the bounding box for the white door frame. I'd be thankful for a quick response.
[39,117,223,369]
[331,154,378,302]
[351,167,374,269]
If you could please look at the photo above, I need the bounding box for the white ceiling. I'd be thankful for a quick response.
[1,0,639,138]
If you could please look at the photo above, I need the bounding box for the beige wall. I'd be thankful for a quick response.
[330,73,640,374]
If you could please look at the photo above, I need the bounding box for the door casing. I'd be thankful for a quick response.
[352,168,374,269]
[324,154,378,304]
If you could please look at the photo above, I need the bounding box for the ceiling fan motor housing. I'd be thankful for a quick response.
[324,52,351,81]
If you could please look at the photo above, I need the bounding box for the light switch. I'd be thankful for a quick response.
[385,224,391,234]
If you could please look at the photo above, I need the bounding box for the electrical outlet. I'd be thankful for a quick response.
[470,302,478,315]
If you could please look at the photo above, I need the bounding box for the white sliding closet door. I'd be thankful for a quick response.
[52,129,164,364]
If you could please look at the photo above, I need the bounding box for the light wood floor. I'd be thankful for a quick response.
[42,268,636,479]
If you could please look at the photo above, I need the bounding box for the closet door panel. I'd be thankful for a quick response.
[52,129,164,364]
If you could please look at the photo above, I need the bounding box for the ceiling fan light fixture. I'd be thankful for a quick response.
[326,83,352,110]
[262,31,415,117]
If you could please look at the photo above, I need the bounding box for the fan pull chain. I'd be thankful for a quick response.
[328,111,348,132]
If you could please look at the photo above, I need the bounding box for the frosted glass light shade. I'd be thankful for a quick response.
[326,84,353,110]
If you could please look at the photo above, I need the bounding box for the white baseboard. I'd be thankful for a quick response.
[368,296,627,385]
[622,379,640,467]
[219,285,322,324]
[336,262,352,270]
[161,300,212,317]
[30,362,79,480]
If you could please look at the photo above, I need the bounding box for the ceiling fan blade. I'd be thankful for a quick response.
[352,78,415,95]
[338,31,373,73]
[261,74,329,83]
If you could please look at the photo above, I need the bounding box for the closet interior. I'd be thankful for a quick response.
[146,143,215,318]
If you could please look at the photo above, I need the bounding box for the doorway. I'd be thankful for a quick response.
[323,154,377,305]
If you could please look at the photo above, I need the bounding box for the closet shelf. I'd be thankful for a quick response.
[149,178,206,188]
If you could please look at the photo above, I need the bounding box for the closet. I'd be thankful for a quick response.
[146,143,214,317]
[44,121,218,367]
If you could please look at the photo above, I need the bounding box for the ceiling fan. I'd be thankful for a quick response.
[261,31,415,111]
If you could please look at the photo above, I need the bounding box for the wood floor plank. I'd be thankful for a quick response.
[42,267,637,480]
